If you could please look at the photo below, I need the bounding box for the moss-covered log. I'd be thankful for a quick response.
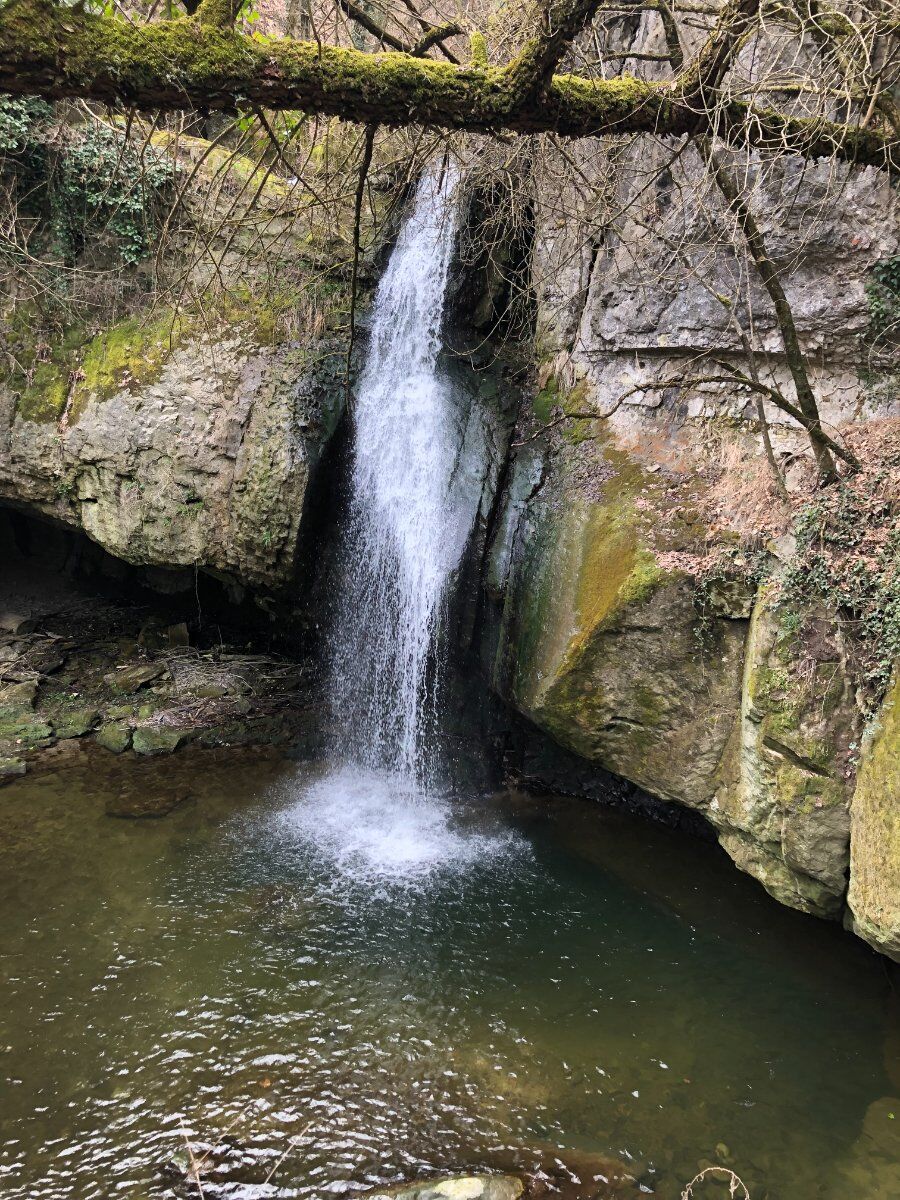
[0,0,893,169]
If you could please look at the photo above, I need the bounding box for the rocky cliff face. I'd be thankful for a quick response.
[486,428,898,958]
[483,134,899,960]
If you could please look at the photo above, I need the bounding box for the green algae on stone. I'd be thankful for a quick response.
[67,311,184,424]
[11,311,183,426]
[53,707,99,739]
[132,725,187,756]
[502,450,744,810]
[11,323,89,424]
[0,755,26,781]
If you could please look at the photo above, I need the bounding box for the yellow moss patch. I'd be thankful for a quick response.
[12,324,88,424]
[849,668,900,960]
[67,311,184,423]
[148,130,292,207]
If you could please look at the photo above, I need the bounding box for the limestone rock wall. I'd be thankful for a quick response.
[531,140,899,471]
[848,671,900,959]
[487,444,897,956]
[486,123,898,956]
[0,320,345,594]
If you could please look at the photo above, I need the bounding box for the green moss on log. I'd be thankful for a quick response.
[0,0,892,168]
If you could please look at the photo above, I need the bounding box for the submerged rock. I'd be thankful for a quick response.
[105,786,191,818]
[377,1177,523,1200]
[829,1096,900,1198]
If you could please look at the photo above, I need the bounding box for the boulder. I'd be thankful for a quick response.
[104,662,167,695]
[494,456,745,809]
[0,319,346,596]
[132,725,187,756]
[95,721,132,754]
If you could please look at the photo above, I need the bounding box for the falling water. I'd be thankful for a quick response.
[329,159,474,792]
[282,160,515,879]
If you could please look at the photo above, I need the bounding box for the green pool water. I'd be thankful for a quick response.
[0,748,897,1199]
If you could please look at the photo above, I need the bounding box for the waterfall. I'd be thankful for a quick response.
[328,160,473,794]
[276,158,520,881]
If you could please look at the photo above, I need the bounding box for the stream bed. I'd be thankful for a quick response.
[0,747,897,1199]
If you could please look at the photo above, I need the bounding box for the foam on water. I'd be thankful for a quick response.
[274,766,523,888]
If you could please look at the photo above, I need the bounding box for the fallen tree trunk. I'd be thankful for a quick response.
[0,0,893,169]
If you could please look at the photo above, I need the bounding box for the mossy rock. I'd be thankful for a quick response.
[67,312,184,424]
[0,756,26,783]
[53,707,99,739]
[12,311,184,426]
[0,704,53,749]
[95,721,132,754]
[711,585,858,916]
[11,323,88,424]
[132,725,187,756]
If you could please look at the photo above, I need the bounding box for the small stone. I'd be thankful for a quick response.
[132,726,186,756]
[0,757,26,783]
[95,721,132,754]
[105,662,166,695]
[0,611,36,636]
[191,683,229,699]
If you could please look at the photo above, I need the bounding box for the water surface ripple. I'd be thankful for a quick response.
[0,753,896,1200]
